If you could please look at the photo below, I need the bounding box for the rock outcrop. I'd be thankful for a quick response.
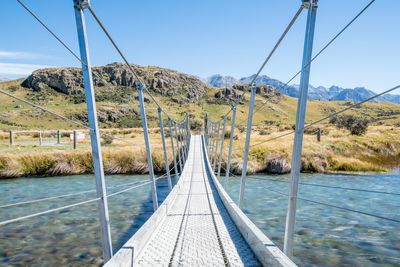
[23,63,210,102]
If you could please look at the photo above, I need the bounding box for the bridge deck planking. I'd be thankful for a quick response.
[106,135,295,267]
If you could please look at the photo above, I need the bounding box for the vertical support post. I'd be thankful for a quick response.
[225,106,236,188]
[213,122,221,171]
[217,117,227,178]
[184,116,189,155]
[316,128,321,142]
[73,130,77,150]
[39,130,43,146]
[57,130,61,145]
[136,82,158,211]
[73,0,113,260]
[184,118,189,156]
[238,87,257,209]
[174,122,183,173]
[9,131,13,145]
[284,0,318,258]
[209,122,215,161]
[168,118,179,179]
[204,113,209,145]
[180,123,187,163]
[208,122,214,155]
[186,114,191,145]
[157,108,172,190]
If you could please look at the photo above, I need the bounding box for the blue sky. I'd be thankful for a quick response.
[0,0,399,93]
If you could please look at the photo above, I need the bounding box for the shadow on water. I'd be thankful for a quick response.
[113,174,178,253]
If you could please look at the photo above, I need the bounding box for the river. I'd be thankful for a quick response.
[0,173,399,266]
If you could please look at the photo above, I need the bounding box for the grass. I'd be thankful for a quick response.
[0,78,399,177]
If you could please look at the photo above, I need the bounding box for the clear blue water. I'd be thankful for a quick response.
[0,174,175,266]
[222,173,400,267]
[0,173,399,266]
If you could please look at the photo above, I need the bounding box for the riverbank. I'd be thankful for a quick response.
[0,125,399,178]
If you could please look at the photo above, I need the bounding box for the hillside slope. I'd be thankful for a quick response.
[0,63,399,131]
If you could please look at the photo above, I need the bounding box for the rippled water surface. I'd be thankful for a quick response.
[0,173,399,266]
[0,174,175,266]
[221,173,400,267]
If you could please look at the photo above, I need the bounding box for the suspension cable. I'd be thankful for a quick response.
[207,106,234,124]
[247,176,400,197]
[240,4,304,98]
[0,88,155,147]
[246,84,400,150]
[0,169,174,209]
[86,5,180,122]
[220,165,400,224]
[0,174,169,227]
[246,0,377,123]
[16,0,81,63]
[15,0,181,127]
[264,186,400,224]
[0,89,87,128]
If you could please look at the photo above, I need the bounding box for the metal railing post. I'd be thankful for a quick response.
[238,87,257,209]
[209,122,215,162]
[185,117,190,154]
[178,123,185,163]
[213,122,221,171]
[157,108,172,191]
[217,117,227,178]
[180,123,187,163]
[168,118,179,179]
[186,114,191,145]
[208,122,214,155]
[174,122,183,173]
[204,113,209,145]
[136,82,158,211]
[284,0,318,258]
[225,106,236,188]
[73,0,113,260]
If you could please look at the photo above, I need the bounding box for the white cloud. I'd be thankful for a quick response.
[0,63,51,76]
[0,50,42,60]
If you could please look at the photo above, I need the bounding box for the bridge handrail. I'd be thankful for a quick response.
[0,175,169,227]
[200,136,296,267]
[105,140,194,266]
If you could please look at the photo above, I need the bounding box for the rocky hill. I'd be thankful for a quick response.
[23,63,211,103]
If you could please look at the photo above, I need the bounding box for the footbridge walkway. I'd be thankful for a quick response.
[106,136,295,267]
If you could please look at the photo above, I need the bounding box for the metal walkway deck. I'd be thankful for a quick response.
[106,136,295,267]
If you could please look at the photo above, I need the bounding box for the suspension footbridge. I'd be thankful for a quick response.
[1,0,399,266]
[106,136,294,266]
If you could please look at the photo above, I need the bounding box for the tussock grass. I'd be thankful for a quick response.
[0,149,169,178]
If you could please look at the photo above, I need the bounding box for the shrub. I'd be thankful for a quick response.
[330,114,369,136]
[101,133,114,145]
[258,129,270,135]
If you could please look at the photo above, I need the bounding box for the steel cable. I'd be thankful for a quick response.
[264,186,400,224]
[0,174,170,227]
[244,0,377,125]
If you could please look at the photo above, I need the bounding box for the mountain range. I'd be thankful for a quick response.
[205,74,400,104]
